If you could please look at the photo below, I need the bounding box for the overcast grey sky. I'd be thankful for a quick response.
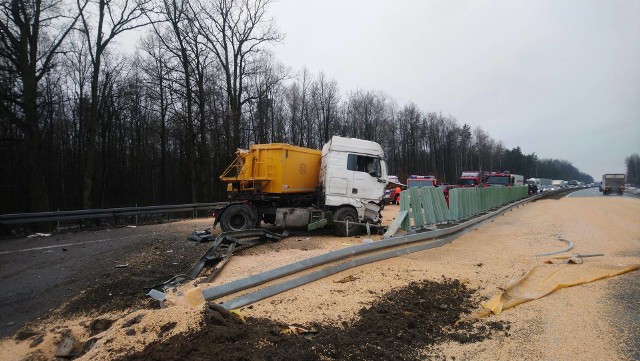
[269,0,639,180]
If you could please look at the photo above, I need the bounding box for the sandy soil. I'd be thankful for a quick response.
[1,196,638,360]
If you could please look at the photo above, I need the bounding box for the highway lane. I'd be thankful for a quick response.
[564,185,640,359]
[564,187,639,198]
[0,219,214,338]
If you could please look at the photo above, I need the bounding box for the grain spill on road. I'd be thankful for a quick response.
[0,196,638,360]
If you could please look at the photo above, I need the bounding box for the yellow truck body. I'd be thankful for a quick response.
[221,143,322,194]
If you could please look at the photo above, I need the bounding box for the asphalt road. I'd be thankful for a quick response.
[0,228,149,337]
[0,220,213,338]
[563,186,640,359]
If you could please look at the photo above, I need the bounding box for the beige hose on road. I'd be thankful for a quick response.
[473,262,640,318]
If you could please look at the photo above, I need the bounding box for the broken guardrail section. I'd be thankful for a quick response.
[150,229,287,292]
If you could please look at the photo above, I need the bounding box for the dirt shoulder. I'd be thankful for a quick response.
[1,196,638,360]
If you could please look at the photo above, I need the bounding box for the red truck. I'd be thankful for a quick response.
[457,171,486,187]
[407,175,457,206]
[398,175,458,206]
[484,171,524,187]
[385,175,436,205]
[407,175,437,188]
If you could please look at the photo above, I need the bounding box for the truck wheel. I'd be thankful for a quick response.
[220,205,254,232]
[334,207,360,237]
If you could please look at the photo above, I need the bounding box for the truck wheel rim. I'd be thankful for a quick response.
[230,214,247,229]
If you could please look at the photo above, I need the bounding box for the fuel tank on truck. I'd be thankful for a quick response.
[221,143,322,194]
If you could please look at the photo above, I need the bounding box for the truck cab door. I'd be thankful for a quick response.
[348,154,386,202]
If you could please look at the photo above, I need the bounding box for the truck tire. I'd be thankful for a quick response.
[334,207,360,237]
[220,205,255,232]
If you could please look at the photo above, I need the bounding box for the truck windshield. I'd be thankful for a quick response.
[458,179,476,186]
[408,179,435,188]
[486,176,510,185]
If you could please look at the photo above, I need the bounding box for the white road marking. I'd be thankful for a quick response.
[0,235,142,255]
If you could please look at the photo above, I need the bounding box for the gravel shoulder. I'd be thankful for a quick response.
[0,196,638,360]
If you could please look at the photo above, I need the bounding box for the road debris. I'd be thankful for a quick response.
[280,325,318,335]
[475,261,640,317]
[27,233,52,238]
[534,234,574,257]
[334,275,359,283]
[147,289,167,302]
[55,336,79,358]
[151,229,288,293]
[187,229,213,242]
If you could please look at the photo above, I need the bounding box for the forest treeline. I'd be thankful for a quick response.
[1,0,595,214]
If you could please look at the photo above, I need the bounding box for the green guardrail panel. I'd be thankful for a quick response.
[399,190,412,231]
[448,188,460,221]
[308,218,327,231]
[430,187,450,223]
[383,210,408,238]
[420,187,436,225]
[409,187,426,228]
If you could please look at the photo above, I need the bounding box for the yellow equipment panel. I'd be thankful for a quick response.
[221,143,321,194]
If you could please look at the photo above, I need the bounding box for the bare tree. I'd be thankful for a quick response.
[249,55,287,144]
[625,153,640,185]
[76,0,148,208]
[193,0,282,150]
[283,67,313,147]
[150,0,200,201]
[311,72,339,144]
[139,34,172,202]
[344,90,388,142]
[0,0,80,213]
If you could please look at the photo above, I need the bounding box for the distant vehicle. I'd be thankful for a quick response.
[567,180,579,188]
[407,175,437,188]
[526,178,540,194]
[512,174,524,186]
[552,180,566,188]
[386,175,406,205]
[529,178,553,192]
[457,171,486,187]
[383,189,391,205]
[600,174,625,195]
[485,172,523,187]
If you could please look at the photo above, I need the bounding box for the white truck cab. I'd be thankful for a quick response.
[320,136,388,225]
